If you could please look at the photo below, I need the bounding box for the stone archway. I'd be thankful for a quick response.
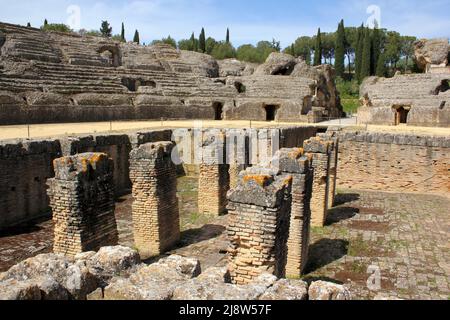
[213,102,224,120]
[393,105,411,125]
[98,45,121,67]
[264,104,280,121]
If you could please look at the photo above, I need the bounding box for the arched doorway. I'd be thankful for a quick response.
[213,102,224,120]
[98,46,121,67]
[393,106,410,125]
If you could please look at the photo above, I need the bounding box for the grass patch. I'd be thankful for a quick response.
[180,212,216,231]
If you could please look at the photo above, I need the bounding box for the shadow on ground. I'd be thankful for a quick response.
[304,238,349,274]
[178,224,226,247]
[326,207,359,226]
[334,193,360,206]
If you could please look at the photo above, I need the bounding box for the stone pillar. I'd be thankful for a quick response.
[129,142,180,259]
[273,148,313,277]
[227,169,292,284]
[198,130,229,216]
[318,132,339,209]
[47,153,118,257]
[226,129,249,189]
[304,137,332,227]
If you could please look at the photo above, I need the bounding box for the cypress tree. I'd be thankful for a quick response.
[226,28,230,43]
[27,22,31,27]
[199,28,206,53]
[334,19,346,77]
[100,20,112,38]
[376,52,386,77]
[355,23,365,82]
[133,30,140,44]
[121,22,126,42]
[313,28,322,66]
[371,22,381,75]
[44,19,48,26]
[360,28,372,81]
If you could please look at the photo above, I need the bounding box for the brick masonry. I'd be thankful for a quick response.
[273,148,313,277]
[198,130,230,216]
[47,152,118,257]
[304,136,332,227]
[337,131,450,196]
[227,168,292,284]
[129,142,180,258]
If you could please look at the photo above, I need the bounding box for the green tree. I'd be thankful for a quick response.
[385,31,401,73]
[400,36,417,73]
[355,23,365,81]
[152,35,177,48]
[133,30,140,44]
[226,28,230,43]
[313,28,322,66]
[293,36,313,65]
[189,32,198,52]
[211,41,236,60]
[27,22,31,27]
[360,28,372,80]
[44,19,48,26]
[236,44,261,63]
[335,19,346,77]
[371,22,382,75]
[41,23,72,33]
[205,37,217,55]
[120,22,126,42]
[376,52,387,77]
[100,20,112,38]
[199,28,206,53]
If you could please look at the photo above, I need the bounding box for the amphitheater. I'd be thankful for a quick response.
[0,22,449,300]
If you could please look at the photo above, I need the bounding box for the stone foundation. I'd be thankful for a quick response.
[304,136,332,227]
[47,153,118,257]
[227,169,292,284]
[129,142,180,258]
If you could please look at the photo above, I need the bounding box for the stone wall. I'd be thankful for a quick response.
[0,129,171,230]
[129,142,180,258]
[337,131,450,196]
[227,170,292,284]
[304,136,332,227]
[0,140,61,228]
[47,153,118,256]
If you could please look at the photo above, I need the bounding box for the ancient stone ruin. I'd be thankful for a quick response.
[129,142,180,258]
[357,38,449,127]
[0,22,342,125]
[47,153,118,256]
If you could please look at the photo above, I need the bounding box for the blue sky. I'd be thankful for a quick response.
[0,0,449,47]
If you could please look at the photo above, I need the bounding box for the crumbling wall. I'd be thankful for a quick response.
[337,131,450,196]
[227,170,292,284]
[129,142,180,258]
[47,153,118,256]
[304,136,332,227]
[0,140,61,229]
[273,148,313,277]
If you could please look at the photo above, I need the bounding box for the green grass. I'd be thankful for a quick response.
[341,98,360,114]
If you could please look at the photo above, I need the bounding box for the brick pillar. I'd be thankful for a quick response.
[227,169,292,284]
[129,142,180,259]
[318,132,339,209]
[198,130,229,216]
[47,153,118,257]
[274,148,313,277]
[226,129,249,189]
[304,137,332,227]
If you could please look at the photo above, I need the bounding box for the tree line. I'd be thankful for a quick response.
[285,20,418,81]
[37,19,418,79]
